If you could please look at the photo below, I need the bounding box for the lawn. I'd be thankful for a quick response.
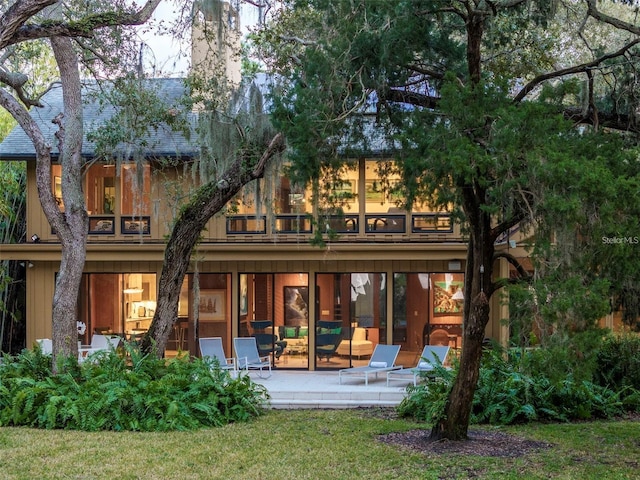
[1,409,638,479]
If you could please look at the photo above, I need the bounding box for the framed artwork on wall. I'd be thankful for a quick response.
[199,289,226,321]
[239,275,248,316]
[433,276,464,315]
[365,180,384,203]
[283,286,309,326]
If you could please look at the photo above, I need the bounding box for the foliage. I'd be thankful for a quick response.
[254,0,640,439]
[471,346,625,424]
[399,340,638,426]
[0,343,268,431]
[0,109,26,354]
[516,328,609,385]
[396,362,457,424]
[594,334,640,408]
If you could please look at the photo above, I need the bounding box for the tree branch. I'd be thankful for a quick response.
[586,0,640,36]
[381,88,440,108]
[0,68,42,107]
[1,0,162,49]
[0,0,57,50]
[513,38,640,103]
[252,132,285,178]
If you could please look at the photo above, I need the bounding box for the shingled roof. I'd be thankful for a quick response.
[0,78,199,161]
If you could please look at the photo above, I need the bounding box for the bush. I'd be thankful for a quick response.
[594,334,640,391]
[0,343,269,431]
[396,362,456,423]
[398,343,633,426]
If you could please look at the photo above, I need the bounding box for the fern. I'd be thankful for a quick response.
[0,342,267,431]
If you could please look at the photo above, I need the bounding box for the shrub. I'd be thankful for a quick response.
[594,334,640,391]
[396,362,456,423]
[0,343,268,431]
[398,343,631,426]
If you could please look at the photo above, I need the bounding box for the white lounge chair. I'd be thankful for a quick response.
[338,344,402,385]
[78,334,121,362]
[36,338,53,355]
[386,345,450,386]
[199,337,236,374]
[234,337,272,379]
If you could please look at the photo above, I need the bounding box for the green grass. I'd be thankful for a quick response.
[0,410,638,479]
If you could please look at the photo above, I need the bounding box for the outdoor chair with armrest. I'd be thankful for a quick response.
[234,337,272,379]
[199,337,236,375]
[338,344,402,385]
[386,345,450,386]
[78,334,121,363]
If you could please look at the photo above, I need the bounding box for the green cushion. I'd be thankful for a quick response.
[319,327,341,335]
[298,327,308,337]
[284,327,297,338]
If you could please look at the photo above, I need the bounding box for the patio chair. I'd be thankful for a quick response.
[250,321,286,360]
[199,337,236,374]
[338,344,402,385]
[386,345,450,386]
[253,333,285,360]
[234,337,272,379]
[316,320,343,361]
[78,334,121,362]
[36,338,53,355]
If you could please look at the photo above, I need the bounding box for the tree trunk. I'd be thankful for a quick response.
[48,36,87,367]
[141,133,285,356]
[430,185,495,441]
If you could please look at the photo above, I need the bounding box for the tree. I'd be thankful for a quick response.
[254,0,640,440]
[0,0,163,366]
[78,0,287,356]
[0,110,25,354]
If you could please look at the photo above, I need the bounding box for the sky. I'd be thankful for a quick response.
[139,0,262,77]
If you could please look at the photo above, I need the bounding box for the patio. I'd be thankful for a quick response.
[251,370,410,409]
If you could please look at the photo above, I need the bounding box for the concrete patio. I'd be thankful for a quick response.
[251,370,412,409]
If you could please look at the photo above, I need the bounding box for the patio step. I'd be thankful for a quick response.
[253,371,410,410]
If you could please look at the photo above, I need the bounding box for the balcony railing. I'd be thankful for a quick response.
[273,215,313,234]
[365,214,406,233]
[226,213,453,238]
[411,214,453,233]
[226,215,267,234]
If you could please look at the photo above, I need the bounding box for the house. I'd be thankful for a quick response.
[0,0,519,370]
[0,72,520,370]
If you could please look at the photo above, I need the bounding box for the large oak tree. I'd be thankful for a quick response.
[0,0,163,365]
[254,0,640,440]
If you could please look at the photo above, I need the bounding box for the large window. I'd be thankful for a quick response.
[316,272,387,369]
[86,164,116,215]
[393,272,463,357]
[121,163,151,215]
[77,273,156,344]
[239,273,309,369]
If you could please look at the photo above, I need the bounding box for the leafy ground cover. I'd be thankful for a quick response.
[1,409,639,479]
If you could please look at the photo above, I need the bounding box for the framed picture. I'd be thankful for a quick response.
[239,275,248,316]
[88,217,114,234]
[365,180,384,203]
[433,280,464,315]
[288,193,306,207]
[283,286,309,326]
[199,289,226,321]
[330,179,355,201]
[121,216,150,234]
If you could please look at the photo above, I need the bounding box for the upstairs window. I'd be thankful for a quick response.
[86,164,116,215]
[121,163,151,215]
